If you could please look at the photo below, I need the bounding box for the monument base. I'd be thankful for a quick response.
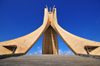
[0,55,100,66]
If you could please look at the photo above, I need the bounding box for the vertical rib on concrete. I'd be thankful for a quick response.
[42,26,58,54]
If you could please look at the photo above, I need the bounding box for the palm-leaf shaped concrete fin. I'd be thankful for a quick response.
[0,7,50,55]
[51,8,100,55]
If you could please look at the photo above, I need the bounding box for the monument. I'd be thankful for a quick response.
[0,6,100,55]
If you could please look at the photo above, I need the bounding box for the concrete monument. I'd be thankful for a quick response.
[0,6,100,55]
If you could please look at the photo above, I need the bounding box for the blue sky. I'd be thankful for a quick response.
[0,0,100,55]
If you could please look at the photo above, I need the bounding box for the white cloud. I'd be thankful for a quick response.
[59,50,63,55]
[32,47,74,55]
[32,47,42,55]
[64,50,74,55]
[59,49,74,55]
[29,53,32,55]
[38,50,42,53]
[34,52,37,55]
[37,46,40,49]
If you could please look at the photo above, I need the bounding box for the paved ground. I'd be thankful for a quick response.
[0,55,100,66]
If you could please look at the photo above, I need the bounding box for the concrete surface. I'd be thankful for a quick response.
[42,26,58,54]
[0,55,100,66]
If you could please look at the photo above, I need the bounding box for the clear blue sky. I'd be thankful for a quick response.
[0,0,100,55]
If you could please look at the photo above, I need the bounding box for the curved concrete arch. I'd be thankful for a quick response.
[51,8,100,55]
[0,8,49,55]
